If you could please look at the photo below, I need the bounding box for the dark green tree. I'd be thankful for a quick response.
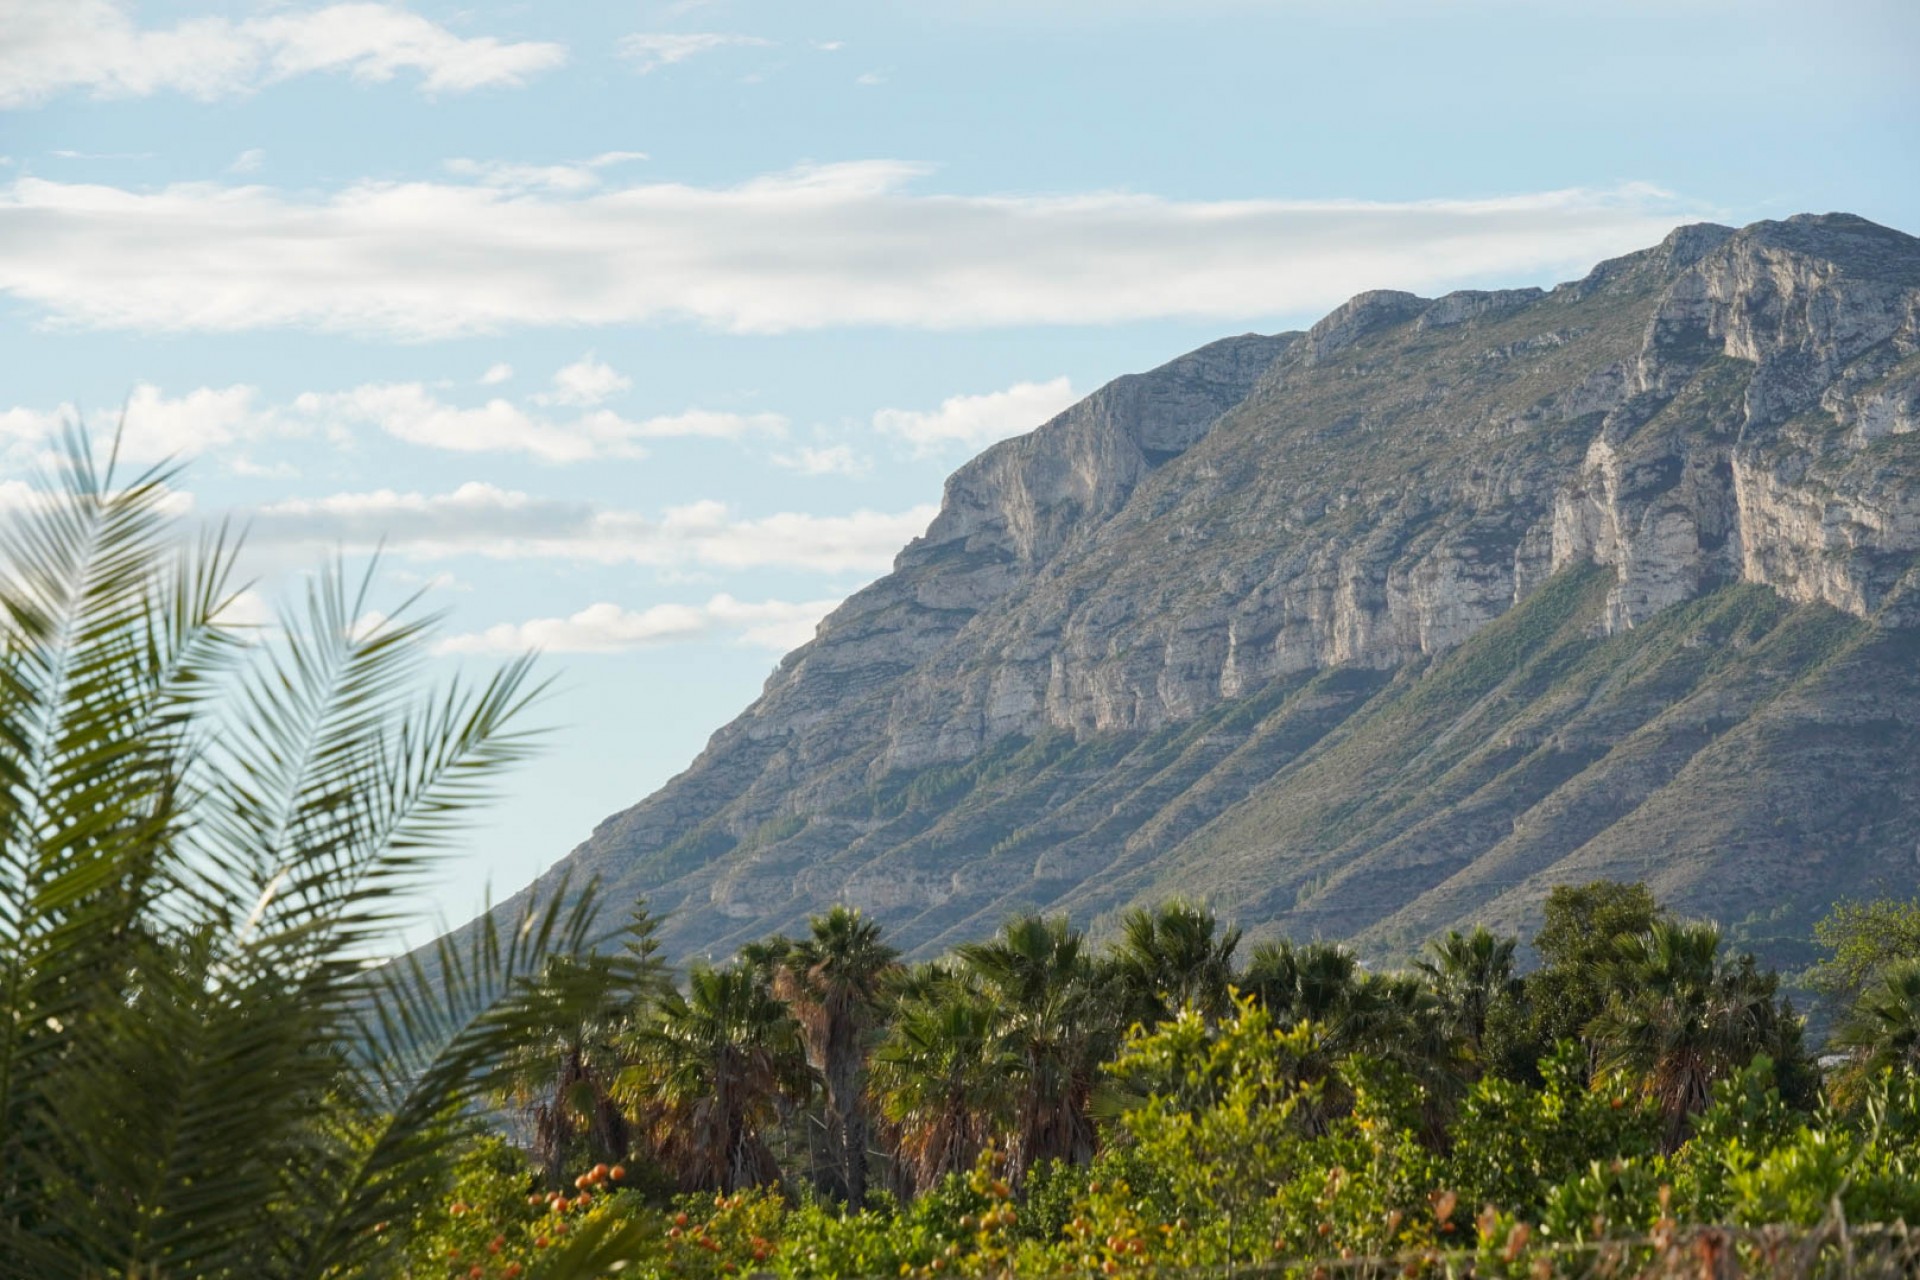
[1513,880,1666,1075]
[1417,925,1522,1067]
[1807,897,1920,1011]
[625,962,810,1192]
[1588,921,1809,1148]
[955,915,1118,1181]
[776,905,899,1204]
[500,903,670,1185]
[870,970,1016,1194]
[1111,899,1242,1025]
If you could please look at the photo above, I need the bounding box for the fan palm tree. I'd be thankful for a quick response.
[1111,899,1242,1025]
[1832,958,1920,1099]
[0,433,635,1279]
[1417,925,1522,1064]
[1588,921,1783,1149]
[1242,939,1364,1030]
[870,971,1017,1195]
[955,915,1118,1181]
[500,903,670,1185]
[625,961,810,1192]
[1240,939,1463,1132]
[776,905,899,1204]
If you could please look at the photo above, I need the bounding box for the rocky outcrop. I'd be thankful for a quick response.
[507,214,1920,964]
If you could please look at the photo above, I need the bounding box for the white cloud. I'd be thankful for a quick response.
[539,354,631,407]
[2,375,783,466]
[228,148,265,174]
[291,382,781,462]
[243,482,936,575]
[875,377,1077,452]
[812,40,845,52]
[436,593,839,655]
[443,149,645,193]
[479,362,514,385]
[855,71,886,86]
[211,588,275,628]
[0,382,284,462]
[618,32,771,74]
[50,148,152,160]
[0,0,567,107]
[771,444,873,478]
[0,166,1703,338]
[226,456,297,478]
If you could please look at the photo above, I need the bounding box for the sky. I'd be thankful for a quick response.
[2,0,1916,943]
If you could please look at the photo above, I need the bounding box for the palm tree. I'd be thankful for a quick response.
[776,905,900,1204]
[501,903,670,1185]
[1833,958,1920,1097]
[1587,921,1785,1149]
[1111,900,1242,1025]
[0,434,634,1278]
[626,961,810,1192]
[1242,939,1364,1029]
[1239,940,1463,1132]
[871,970,1016,1195]
[956,915,1119,1182]
[1418,925,1522,1064]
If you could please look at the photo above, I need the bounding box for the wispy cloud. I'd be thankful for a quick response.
[771,444,873,478]
[0,0,566,107]
[443,150,646,193]
[618,33,770,74]
[875,377,1077,452]
[3,364,783,465]
[479,362,514,386]
[294,382,783,462]
[535,354,631,407]
[227,148,265,173]
[50,148,153,160]
[243,483,936,575]
[437,594,840,655]
[0,165,1702,338]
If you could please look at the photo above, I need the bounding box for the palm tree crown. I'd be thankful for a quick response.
[777,905,899,1203]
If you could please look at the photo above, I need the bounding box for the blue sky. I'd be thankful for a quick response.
[3,0,1915,942]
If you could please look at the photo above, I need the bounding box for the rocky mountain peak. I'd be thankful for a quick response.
[513,214,1920,969]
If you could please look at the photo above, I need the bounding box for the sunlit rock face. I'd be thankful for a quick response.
[503,214,1920,965]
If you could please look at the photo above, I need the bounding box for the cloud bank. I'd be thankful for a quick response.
[0,0,566,106]
[0,165,1701,337]
[437,594,838,655]
[3,361,783,465]
[244,483,936,575]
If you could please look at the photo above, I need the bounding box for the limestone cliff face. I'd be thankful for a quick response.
[527,214,1920,963]
[1553,215,1920,629]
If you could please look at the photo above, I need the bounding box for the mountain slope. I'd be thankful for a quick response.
[519,213,1920,966]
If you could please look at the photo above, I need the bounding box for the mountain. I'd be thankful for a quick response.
[518,213,1920,969]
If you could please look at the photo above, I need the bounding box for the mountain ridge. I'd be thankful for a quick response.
[512,212,1920,967]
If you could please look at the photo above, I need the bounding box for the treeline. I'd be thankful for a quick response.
[426,884,1920,1278]
[505,882,1865,1202]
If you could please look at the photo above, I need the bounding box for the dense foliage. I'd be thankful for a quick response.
[13,441,1920,1277]
[404,885,1920,1279]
